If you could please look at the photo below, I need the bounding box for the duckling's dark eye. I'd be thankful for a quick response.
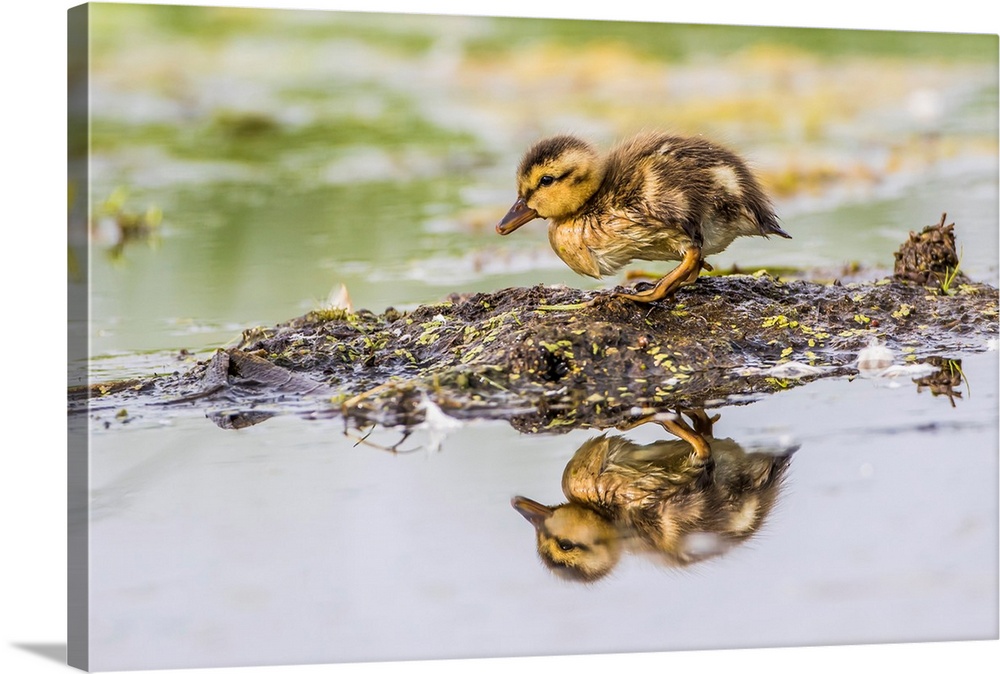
[538,175,555,187]
[556,539,577,552]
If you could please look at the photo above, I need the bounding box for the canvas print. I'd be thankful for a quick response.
[67,3,999,671]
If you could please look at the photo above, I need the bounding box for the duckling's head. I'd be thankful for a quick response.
[496,135,604,235]
[511,496,621,583]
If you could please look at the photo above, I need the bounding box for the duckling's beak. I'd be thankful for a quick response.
[496,198,539,235]
[511,496,553,528]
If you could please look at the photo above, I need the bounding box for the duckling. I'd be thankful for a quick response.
[496,133,791,302]
[512,410,795,582]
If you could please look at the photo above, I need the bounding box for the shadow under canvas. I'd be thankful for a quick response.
[12,643,68,665]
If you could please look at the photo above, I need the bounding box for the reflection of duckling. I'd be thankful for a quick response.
[496,133,790,302]
[512,410,794,582]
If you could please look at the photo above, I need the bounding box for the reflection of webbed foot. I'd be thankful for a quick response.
[682,409,720,438]
[614,413,656,432]
[615,408,713,461]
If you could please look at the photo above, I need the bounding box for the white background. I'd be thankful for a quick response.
[2,1,998,673]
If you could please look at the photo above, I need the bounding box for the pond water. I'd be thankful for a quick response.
[71,6,998,671]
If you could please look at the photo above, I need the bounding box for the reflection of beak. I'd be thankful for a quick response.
[511,496,553,528]
[496,198,539,235]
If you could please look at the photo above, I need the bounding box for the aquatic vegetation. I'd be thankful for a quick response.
[91,187,163,260]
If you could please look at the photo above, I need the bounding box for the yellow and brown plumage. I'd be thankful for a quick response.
[497,132,791,302]
[512,411,794,582]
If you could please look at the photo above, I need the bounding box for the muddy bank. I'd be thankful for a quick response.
[75,219,998,432]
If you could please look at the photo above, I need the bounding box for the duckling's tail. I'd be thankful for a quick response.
[760,214,792,239]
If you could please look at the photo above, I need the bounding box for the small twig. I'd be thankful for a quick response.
[345,426,416,453]
[351,425,376,447]
[340,380,400,410]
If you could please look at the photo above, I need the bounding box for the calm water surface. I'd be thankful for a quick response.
[73,6,999,670]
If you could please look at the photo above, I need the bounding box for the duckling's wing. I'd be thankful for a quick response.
[601,136,709,247]
[642,134,790,241]
[697,142,790,240]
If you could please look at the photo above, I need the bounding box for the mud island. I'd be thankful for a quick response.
[73,216,998,433]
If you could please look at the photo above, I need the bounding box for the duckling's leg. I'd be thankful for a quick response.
[626,260,710,281]
[615,247,703,303]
